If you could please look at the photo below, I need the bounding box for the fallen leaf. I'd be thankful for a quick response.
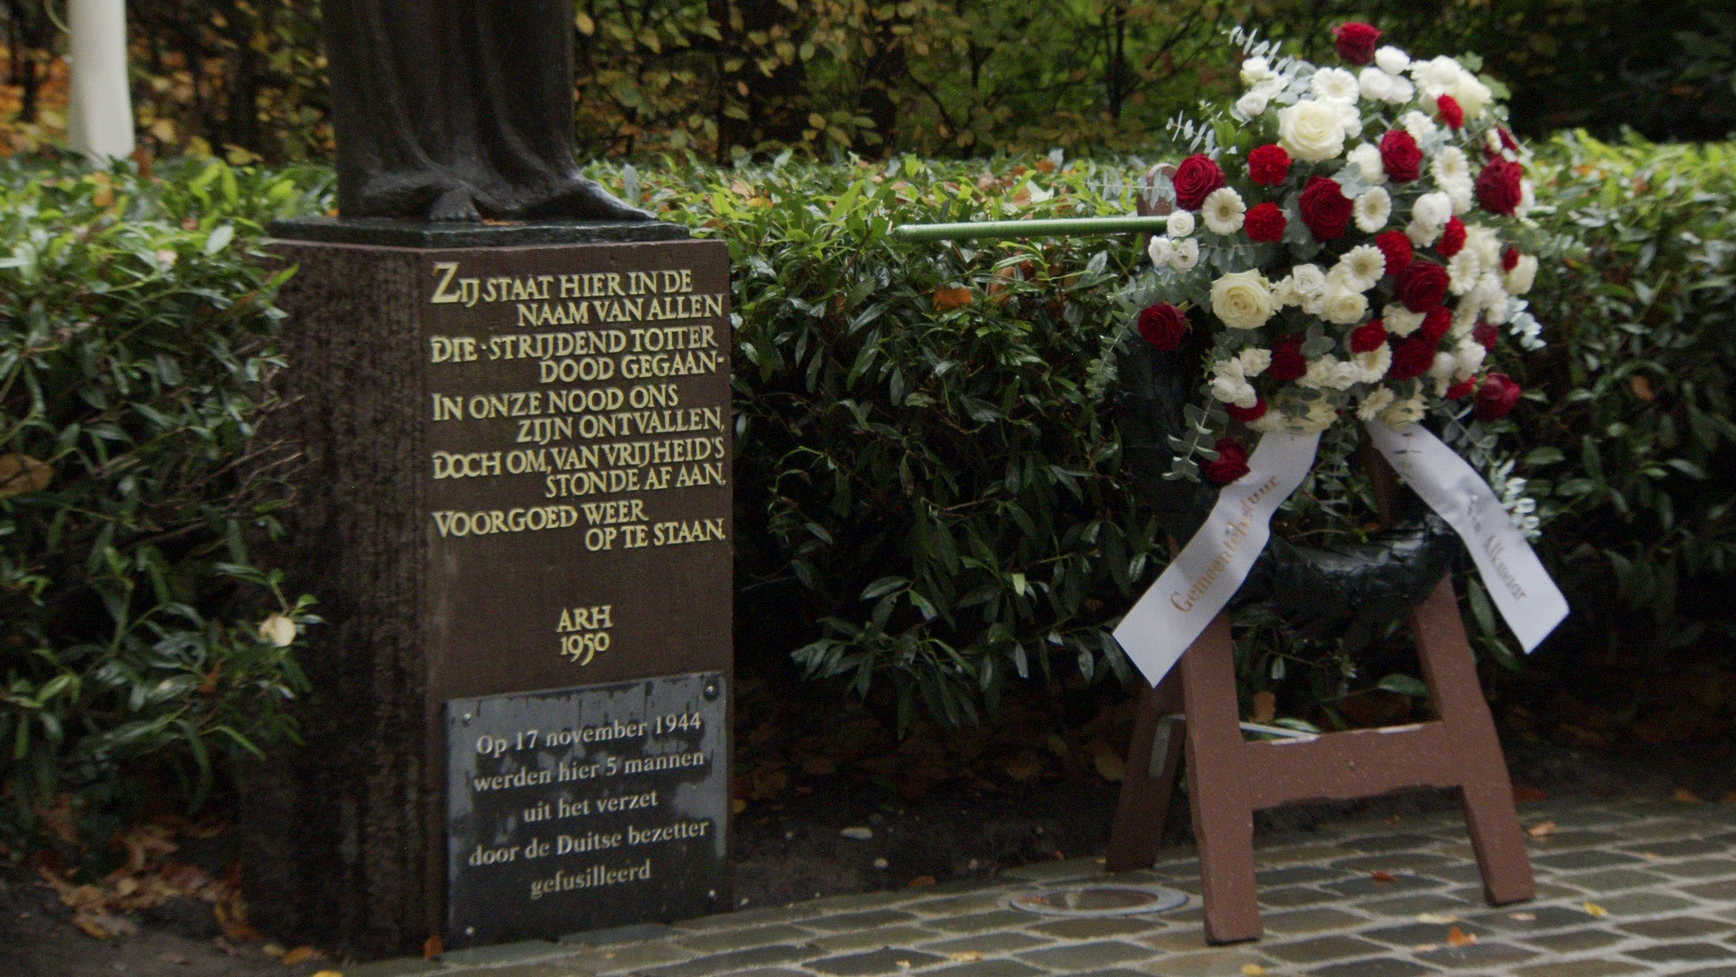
[1412,943,1441,953]
[1250,691,1276,725]
[947,951,986,962]
[1416,912,1460,924]
[1630,375,1655,401]
[1369,870,1396,883]
[282,946,324,964]
[1583,901,1607,917]
[1447,926,1478,947]
[1526,820,1557,837]
[311,972,345,977]
[1241,965,1267,976]
[1671,787,1704,804]
[0,454,53,498]
[423,934,445,959]
[932,286,974,311]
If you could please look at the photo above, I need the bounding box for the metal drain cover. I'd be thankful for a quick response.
[1009,883,1188,916]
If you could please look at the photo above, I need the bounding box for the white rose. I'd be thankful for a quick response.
[1359,67,1395,103]
[1240,56,1275,86]
[1322,285,1370,325]
[1167,210,1195,238]
[258,613,298,648]
[1291,263,1328,297]
[1452,72,1494,119]
[1170,237,1200,272]
[1441,174,1474,214]
[1236,90,1271,118]
[1210,270,1276,329]
[1278,99,1348,162]
[1147,235,1174,268]
[1375,46,1411,75]
[1410,56,1464,99]
[1271,275,1300,308]
[1505,253,1538,295]
[1210,360,1258,408]
[1346,144,1388,185]
[1334,99,1364,139]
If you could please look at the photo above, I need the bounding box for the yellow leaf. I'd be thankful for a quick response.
[0,454,53,498]
[282,946,324,964]
[947,952,985,962]
[311,972,345,977]
[575,11,594,35]
[1583,901,1608,917]
[1526,820,1557,837]
[931,286,974,312]
[1447,926,1478,947]
[1241,966,1266,976]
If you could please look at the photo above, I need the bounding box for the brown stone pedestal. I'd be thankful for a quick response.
[242,220,733,957]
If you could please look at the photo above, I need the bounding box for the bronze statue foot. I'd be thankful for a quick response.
[521,176,657,222]
[429,187,483,222]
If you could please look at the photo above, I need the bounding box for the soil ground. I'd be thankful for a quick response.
[4,645,1732,977]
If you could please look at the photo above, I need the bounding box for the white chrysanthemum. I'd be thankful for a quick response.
[1429,350,1459,382]
[1210,359,1259,408]
[1448,250,1482,295]
[1375,46,1411,75]
[1147,235,1173,267]
[1353,188,1391,234]
[1345,144,1387,185]
[1414,190,1455,225]
[1322,286,1370,325]
[1290,399,1341,432]
[1456,342,1487,381]
[1291,263,1328,297]
[1211,269,1276,329]
[1381,395,1428,428]
[1170,238,1200,271]
[1464,225,1502,271]
[1431,146,1470,185]
[1506,253,1539,295]
[1357,387,1396,421]
[1313,67,1361,103]
[1336,244,1387,291]
[1353,343,1392,382]
[1278,99,1348,162]
[1236,91,1271,118]
[1384,304,1427,337]
[1239,347,1272,377]
[1401,110,1438,141]
[1167,209,1195,238]
[1201,187,1247,235]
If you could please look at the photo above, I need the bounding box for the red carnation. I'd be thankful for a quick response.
[1376,230,1414,275]
[1269,336,1307,381]
[1420,307,1452,342]
[1394,260,1450,313]
[1247,144,1292,186]
[1498,127,1521,154]
[1446,377,1479,400]
[1476,158,1525,216]
[1474,372,1522,421]
[1173,154,1227,211]
[1388,334,1440,381]
[1436,94,1465,129]
[1350,321,1388,353]
[1228,398,1269,423]
[1473,321,1499,350]
[1136,303,1189,351]
[1502,247,1522,272]
[1379,130,1423,183]
[1244,202,1288,242]
[1438,217,1467,257]
[1203,437,1252,485]
[1332,22,1382,65]
[1299,176,1353,241]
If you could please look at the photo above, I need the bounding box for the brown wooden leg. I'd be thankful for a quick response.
[1106,673,1184,872]
[1180,614,1262,944]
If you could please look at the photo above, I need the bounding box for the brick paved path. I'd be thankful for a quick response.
[350,798,1736,977]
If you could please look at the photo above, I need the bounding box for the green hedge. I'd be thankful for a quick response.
[0,160,323,850]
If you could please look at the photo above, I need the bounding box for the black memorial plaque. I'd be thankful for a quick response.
[446,672,728,947]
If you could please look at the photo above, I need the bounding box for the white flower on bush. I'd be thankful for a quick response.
[258,613,298,647]
[1278,99,1348,162]
[1356,386,1396,421]
[1209,358,1259,408]
[1210,269,1276,329]
[1353,187,1392,233]
[1381,395,1428,428]
[1336,245,1386,292]
[1170,237,1201,271]
[1346,144,1387,185]
[1147,235,1174,268]
[1506,253,1539,294]
[1312,67,1361,103]
[1167,210,1195,238]
[1352,342,1392,382]
[1202,187,1247,235]
[1385,304,1426,337]
[1241,55,1277,87]
[1375,46,1411,75]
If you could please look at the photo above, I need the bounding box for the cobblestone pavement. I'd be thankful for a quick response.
[350,798,1736,977]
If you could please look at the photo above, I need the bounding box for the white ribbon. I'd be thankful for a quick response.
[1363,420,1568,652]
[1113,430,1321,687]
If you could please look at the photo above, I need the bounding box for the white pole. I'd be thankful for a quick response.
[67,0,135,162]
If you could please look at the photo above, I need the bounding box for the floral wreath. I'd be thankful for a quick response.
[1128,22,1547,509]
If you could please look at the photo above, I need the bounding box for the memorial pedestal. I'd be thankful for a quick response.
[242,220,733,957]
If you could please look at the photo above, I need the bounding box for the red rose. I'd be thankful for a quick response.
[1474,372,1522,421]
[1376,230,1414,275]
[1269,335,1307,381]
[1247,144,1292,186]
[1350,321,1388,353]
[1227,398,1268,423]
[1379,130,1422,183]
[1446,377,1479,400]
[1473,321,1499,350]
[1502,247,1522,272]
[1136,303,1189,351]
[1394,260,1449,312]
[1332,22,1382,65]
[1498,127,1521,154]
[1436,94,1465,129]
[1438,217,1467,257]
[1244,202,1288,242]
[1420,306,1452,342]
[1299,176,1353,241]
[1173,154,1226,211]
[1203,437,1252,485]
[1388,334,1440,381]
[1476,158,1525,216]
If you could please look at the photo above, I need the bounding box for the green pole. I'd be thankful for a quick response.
[890,216,1170,242]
